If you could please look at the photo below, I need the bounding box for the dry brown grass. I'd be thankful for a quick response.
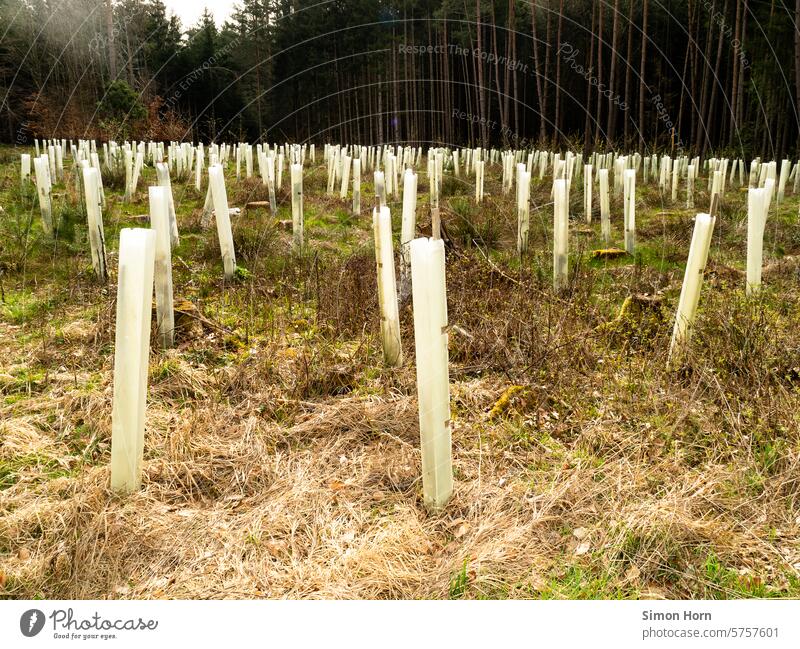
[1,160,799,600]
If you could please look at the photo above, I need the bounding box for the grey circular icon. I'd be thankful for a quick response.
[20,609,45,637]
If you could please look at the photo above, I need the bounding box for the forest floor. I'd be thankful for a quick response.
[0,147,799,599]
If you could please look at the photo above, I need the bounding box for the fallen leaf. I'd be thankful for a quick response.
[625,565,641,581]
[529,573,547,591]
[575,542,591,556]
[454,523,469,538]
[328,480,346,491]
[573,527,589,540]
[640,586,668,600]
[265,540,287,558]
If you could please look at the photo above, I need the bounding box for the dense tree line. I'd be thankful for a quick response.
[1,0,799,157]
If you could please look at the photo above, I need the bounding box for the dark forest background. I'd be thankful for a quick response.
[1,0,799,157]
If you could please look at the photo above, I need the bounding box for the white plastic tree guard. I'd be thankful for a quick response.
[81,167,108,281]
[155,163,179,248]
[33,156,53,236]
[291,163,304,251]
[195,147,204,192]
[21,153,31,184]
[265,156,278,215]
[123,148,134,201]
[327,153,337,195]
[599,168,611,242]
[763,177,775,214]
[553,178,569,291]
[517,166,531,255]
[110,228,157,494]
[475,160,485,203]
[340,155,352,199]
[710,170,722,209]
[352,158,362,215]
[149,187,175,349]
[584,164,593,223]
[245,145,253,178]
[385,154,396,198]
[208,164,237,280]
[90,152,106,208]
[374,170,386,208]
[373,206,403,367]
[746,187,768,295]
[668,213,717,364]
[777,159,790,204]
[131,149,144,197]
[48,145,57,182]
[410,237,453,512]
[399,169,418,301]
[671,159,679,202]
[623,169,636,255]
[429,154,440,210]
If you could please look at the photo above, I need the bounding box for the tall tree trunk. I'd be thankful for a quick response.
[606,0,620,143]
[403,6,410,143]
[542,2,552,142]
[622,0,634,147]
[594,0,604,144]
[475,0,488,147]
[795,0,800,149]
[392,24,400,143]
[737,0,748,129]
[689,0,700,150]
[443,19,452,146]
[462,47,475,145]
[702,0,728,157]
[377,73,383,144]
[729,0,742,145]
[427,18,435,143]
[638,0,648,152]
[105,0,117,79]
[124,29,134,85]
[553,0,564,147]
[584,0,597,153]
[490,3,506,137]
[510,1,519,136]
[677,0,693,150]
[504,0,515,136]
[695,0,716,152]
[530,0,546,142]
